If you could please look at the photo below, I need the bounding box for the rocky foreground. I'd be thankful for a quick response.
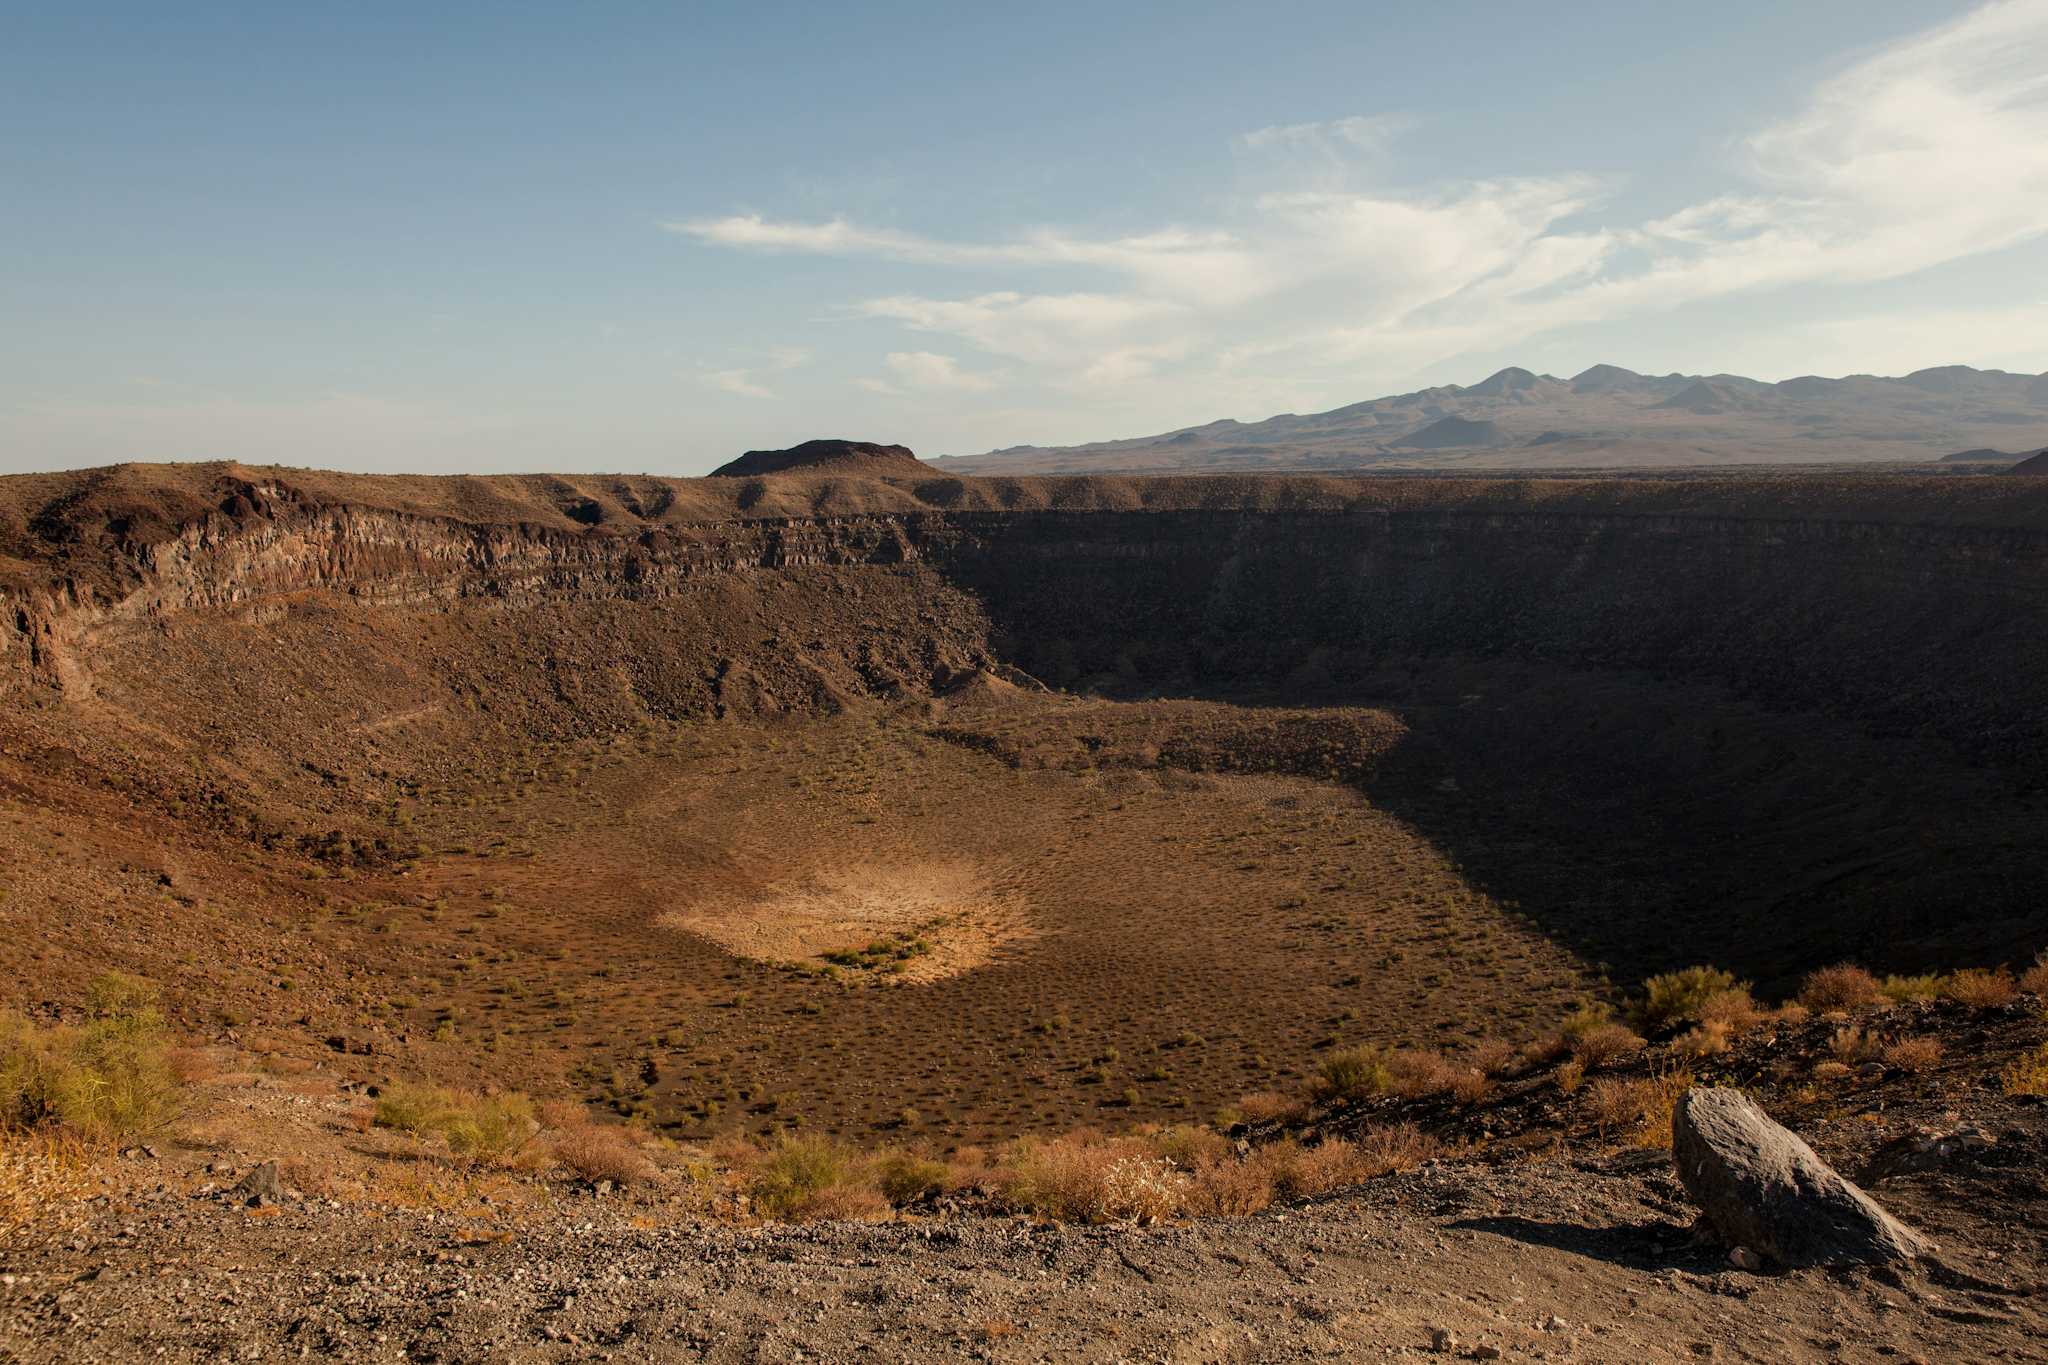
[5,1071,2044,1363]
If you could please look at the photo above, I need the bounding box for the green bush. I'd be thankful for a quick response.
[373,1082,454,1136]
[440,1093,537,1161]
[1310,1045,1390,1104]
[1634,967,1744,1031]
[874,1150,950,1206]
[751,1134,862,1219]
[0,972,181,1144]
[374,1082,534,1162]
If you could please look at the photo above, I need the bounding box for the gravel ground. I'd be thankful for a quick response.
[6,1146,2042,1364]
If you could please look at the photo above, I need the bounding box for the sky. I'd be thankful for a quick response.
[4,0,2046,475]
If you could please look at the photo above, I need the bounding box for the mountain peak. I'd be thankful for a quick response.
[1466,366,1545,397]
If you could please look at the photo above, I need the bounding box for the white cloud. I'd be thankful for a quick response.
[706,369,775,398]
[1238,113,1416,156]
[875,351,996,393]
[677,1,2048,424]
[699,346,812,400]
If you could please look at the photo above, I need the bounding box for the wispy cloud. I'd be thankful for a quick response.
[857,350,1000,397]
[677,1,2048,418]
[698,346,812,400]
[1237,113,1416,156]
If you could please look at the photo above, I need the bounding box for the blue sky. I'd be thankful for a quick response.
[4,0,2045,474]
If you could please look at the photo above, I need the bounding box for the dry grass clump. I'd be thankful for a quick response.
[1308,1045,1390,1104]
[373,1083,536,1163]
[1180,1151,1276,1216]
[1943,968,2018,1008]
[1697,988,1764,1032]
[1569,1023,1645,1071]
[0,972,181,1146]
[2020,954,2048,998]
[1232,1090,1307,1125]
[1671,1022,1732,1060]
[1180,1123,1438,1216]
[1469,1039,1516,1076]
[1350,1121,1441,1177]
[1385,1049,1489,1103]
[999,1134,1188,1223]
[549,1119,657,1185]
[2002,1043,2048,1097]
[1829,1026,1882,1064]
[1882,1037,1943,1072]
[751,1134,887,1222]
[1799,963,1881,1012]
[1582,1069,1693,1148]
[0,1128,99,1233]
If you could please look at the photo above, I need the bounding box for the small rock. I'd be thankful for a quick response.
[1727,1247,1761,1271]
[1539,1313,1566,1331]
[1473,1346,1503,1361]
[1430,1326,1458,1353]
[229,1162,287,1209]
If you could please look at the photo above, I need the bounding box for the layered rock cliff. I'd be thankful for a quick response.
[5,462,2047,778]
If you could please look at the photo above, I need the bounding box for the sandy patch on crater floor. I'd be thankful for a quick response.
[662,858,1033,982]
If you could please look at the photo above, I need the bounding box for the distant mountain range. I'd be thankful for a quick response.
[933,365,2048,474]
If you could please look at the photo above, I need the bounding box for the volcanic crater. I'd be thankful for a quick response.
[2,451,2046,1143]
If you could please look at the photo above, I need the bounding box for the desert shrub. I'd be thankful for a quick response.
[1469,1039,1516,1076]
[2019,954,2048,998]
[0,1127,98,1233]
[873,1150,950,1206]
[1829,1026,1881,1064]
[1559,1002,1613,1038]
[1309,1046,1390,1104]
[2002,1043,2048,1097]
[1272,1138,1365,1199]
[552,1122,655,1184]
[1879,974,1944,1003]
[1385,1049,1446,1097]
[1182,1152,1275,1216]
[1696,989,1763,1033]
[1233,1090,1306,1125]
[1151,1124,1230,1170]
[782,1180,888,1221]
[1672,1023,1731,1060]
[1000,1135,1187,1223]
[1584,1069,1692,1147]
[1635,967,1744,1032]
[1632,1068,1693,1149]
[1584,1077,1654,1139]
[752,1134,875,1221]
[1382,1049,1489,1103]
[373,1082,455,1137]
[1554,1057,1585,1094]
[375,1083,536,1163]
[1351,1122,1440,1177]
[1799,964,1881,1012]
[0,974,181,1145]
[439,1093,536,1162]
[1943,968,2018,1008]
[1569,1023,1645,1070]
[1882,1037,1943,1072]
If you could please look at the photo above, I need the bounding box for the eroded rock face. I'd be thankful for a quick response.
[1673,1087,1933,1268]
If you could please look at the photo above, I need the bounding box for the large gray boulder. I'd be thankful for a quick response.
[1672,1087,1933,1268]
